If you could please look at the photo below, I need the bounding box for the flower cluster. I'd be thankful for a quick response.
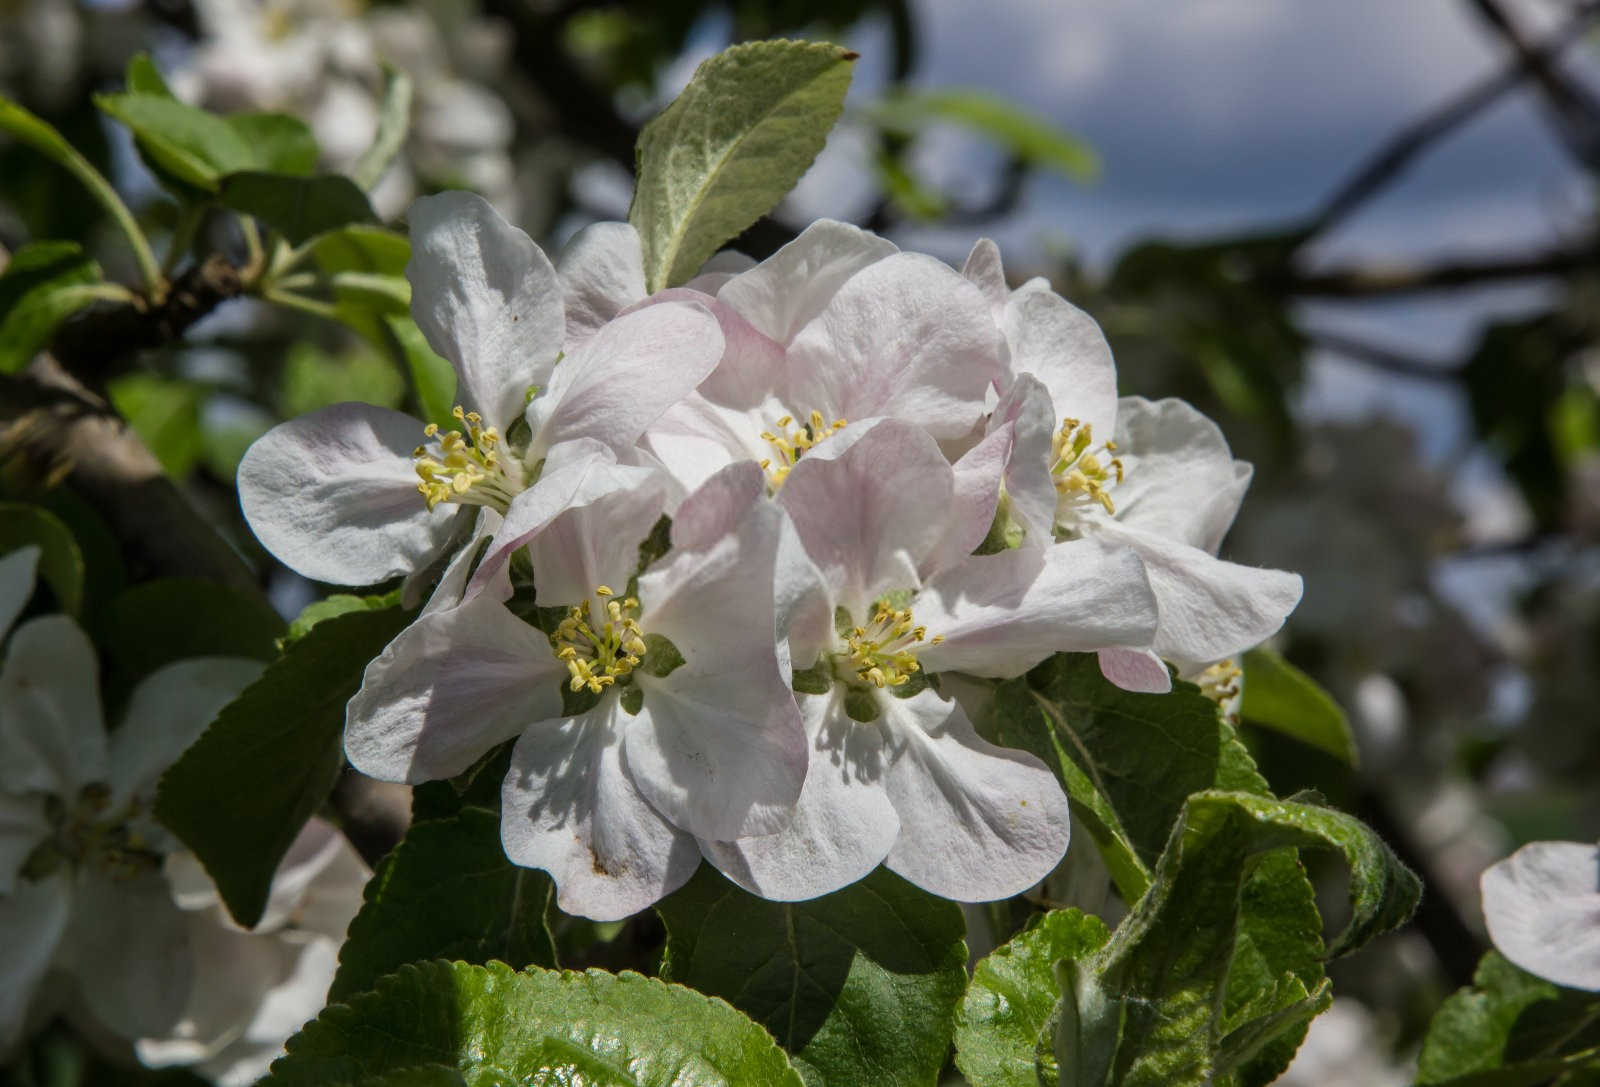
[0,546,368,1082]
[240,193,1301,919]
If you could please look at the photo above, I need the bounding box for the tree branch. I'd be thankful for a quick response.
[1281,243,1599,297]
[1305,329,1462,380]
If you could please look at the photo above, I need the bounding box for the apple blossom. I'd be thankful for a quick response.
[237,191,723,599]
[345,461,807,920]
[1480,840,1600,991]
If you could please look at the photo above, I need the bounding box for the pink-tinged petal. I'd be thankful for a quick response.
[0,870,70,1051]
[628,466,806,840]
[916,540,1159,679]
[961,237,1009,323]
[501,698,701,922]
[718,219,897,346]
[238,403,457,587]
[527,468,670,607]
[1112,396,1253,555]
[1097,647,1173,694]
[1095,522,1303,668]
[778,419,955,613]
[527,300,724,460]
[65,867,194,1038]
[557,220,646,346]
[786,252,1006,439]
[407,191,565,430]
[925,422,1013,578]
[992,374,1060,548]
[700,688,898,900]
[1482,841,1600,991]
[418,507,502,616]
[0,544,39,643]
[0,792,48,895]
[109,658,264,813]
[644,291,785,410]
[638,395,769,499]
[0,615,107,797]
[344,594,562,783]
[881,690,1070,901]
[1003,282,1117,440]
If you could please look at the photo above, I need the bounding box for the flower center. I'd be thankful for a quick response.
[414,405,527,513]
[1195,658,1242,707]
[835,600,943,689]
[1051,417,1124,518]
[759,410,848,489]
[551,586,649,694]
[25,784,162,883]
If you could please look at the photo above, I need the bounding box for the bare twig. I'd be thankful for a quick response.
[1283,243,1599,297]
[1467,0,1600,168]
[1305,329,1462,380]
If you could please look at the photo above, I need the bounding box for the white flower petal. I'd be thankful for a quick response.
[206,937,341,1087]
[786,252,1006,438]
[1096,522,1303,667]
[407,190,564,430]
[961,238,1008,322]
[345,593,562,783]
[881,689,1070,901]
[0,544,40,643]
[916,540,1159,679]
[0,870,70,1052]
[1003,281,1116,440]
[418,507,502,616]
[527,468,670,608]
[636,290,784,410]
[991,374,1060,547]
[528,301,724,461]
[778,419,955,612]
[109,657,265,812]
[1482,840,1600,991]
[718,219,897,346]
[0,615,108,796]
[700,689,898,900]
[253,817,367,935]
[501,699,700,922]
[238,403,457,587]
[1097,647,1173,694]
[0,792,48,895]
[925,422,1012,577]
[557,220,646,347]
[65,867,193,1038]
[1112,396,1253,555]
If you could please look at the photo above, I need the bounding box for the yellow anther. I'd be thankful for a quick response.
[1196,659,1242,708]
[759,409,849,489]
[1050,417,1125,519]
[836,599,937,690]
[550,588,651,695]
[413,404,524,513]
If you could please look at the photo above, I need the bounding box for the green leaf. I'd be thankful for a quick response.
[0,240,104,373]
[264,961,806,1086]
[866,88,1099,180]
[330,808,556,1001]
[1239,648,1358,766]
[155,605,412,927]
[311,224,410,278]
[955,909,1111,1087]
[95,95,317,191]
[225,112,318,176]
[106,373,205,477]
[1418,951,1600,1084]
[125,53,174,97]
[284,590,404,646]
[1078,790,1420,1087]
[0,502,84,616]
[279,341,405,418]
[383,313,457,431]
[658,864,967,1086]
[353,65,413,191]
[630,39,856,292]
[221,171,378,246]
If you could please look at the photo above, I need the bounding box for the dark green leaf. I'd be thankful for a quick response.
[630,39,856,291]
[330,808,556,1001]
[155,606,411,927]
[0,502,84,616]
[658,864,967,1087]
[0,240,103,373]
[284,590,404,646]
[221,171,378,246]
[955,908,1110,1087]
[264,961,805,1086]
[1240,647,1358,766]
[353,66,413,191]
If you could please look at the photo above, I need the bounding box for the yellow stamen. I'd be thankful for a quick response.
[838,599,937,689]
[1196,659,1242,707]
[1050,417,1125,518]
[413,403,526,513]
[760,409,849,489]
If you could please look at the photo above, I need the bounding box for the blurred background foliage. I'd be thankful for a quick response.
[3,0,1600,1082]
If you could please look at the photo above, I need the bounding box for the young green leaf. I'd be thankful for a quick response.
[630,39,856,292]
[865,88,1099,180]
[658,864,967,1087]
[106,373,205,477]
[329,809,556,1001]
[227,112,319,175]
[0,240,106,374]
[264,961,806,1086]
[311,224,411,277]
[154,605,412,927]
[279,342,405,418]
[955,909,1111,1087]
[353,65,413,191]
[220,172,378,246]
[383,313,457,431]
[0,502,84,616]
[1240,647,1358,766]
[283,590,404,646]
[124,53,174,97]
[95,95,317,191]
